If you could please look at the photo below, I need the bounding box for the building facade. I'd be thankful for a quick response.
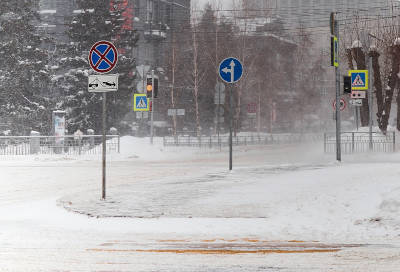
[132,0,190,69]
[38,0,190,68]
[251,0,391,28]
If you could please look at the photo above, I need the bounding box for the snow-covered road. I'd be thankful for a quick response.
[0,137,399,271]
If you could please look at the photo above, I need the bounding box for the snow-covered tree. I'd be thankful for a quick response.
[54,0,138,134]
[0,0,52,134]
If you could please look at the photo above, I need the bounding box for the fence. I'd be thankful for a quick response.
[0,135,120,156]
[163,133,323,148]
[324,132,396,153]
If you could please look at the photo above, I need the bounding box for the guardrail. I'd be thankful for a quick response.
[0,135,120,156]
[324,132,395,153]
[163,133,323,148]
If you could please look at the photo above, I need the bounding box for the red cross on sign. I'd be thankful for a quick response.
[89,41,118,73]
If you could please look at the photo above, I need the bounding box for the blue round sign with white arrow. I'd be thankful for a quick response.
[219,57,243,84]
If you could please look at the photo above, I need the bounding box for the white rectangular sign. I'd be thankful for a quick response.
[351,91,366,99]
[88,74,118,92]
[136,112,149,119]
[350,99,363,106]
[168,109,177,116]
[54,115,65,144]
[168,109,185,116]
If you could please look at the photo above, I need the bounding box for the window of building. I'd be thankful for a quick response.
[165,4,172,26]
[147,0,153,22]
[134,0,140,17]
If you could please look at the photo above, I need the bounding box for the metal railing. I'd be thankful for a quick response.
[163,133,323,148]
[0,135,120,156]
[324,132,396,153]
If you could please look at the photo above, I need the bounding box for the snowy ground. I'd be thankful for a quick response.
[1,136,400,271]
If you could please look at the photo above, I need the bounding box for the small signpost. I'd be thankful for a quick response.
[247,102,257,116]
[89,41,118,73]
[332,98,346,111]
[133,94,150,112]
[136,112,149,119]
[350,99,362,106]
[168,109,185,116]
[349,70,368,99]
[349,70,368,90]
[219,57,243,170]
[88,74,118,92]
[88,40,118,200]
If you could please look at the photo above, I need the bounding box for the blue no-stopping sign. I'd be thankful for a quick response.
[89,41,118,73]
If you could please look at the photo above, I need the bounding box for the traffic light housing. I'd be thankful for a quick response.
[153,78,158,98]
[343,76,351,94]
[146,77,152,98]
[146,76,159,98]
[331,36,338,67]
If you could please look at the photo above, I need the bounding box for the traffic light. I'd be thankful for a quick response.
[146,76,159,98]
[146,77,152,98]
[153,77,158,98]
[343,76,351,94]
[331,36,338,67]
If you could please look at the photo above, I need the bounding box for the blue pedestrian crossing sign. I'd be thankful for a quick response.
[134,94,149,112]
[219,57,243,84]
[349,70,368,90]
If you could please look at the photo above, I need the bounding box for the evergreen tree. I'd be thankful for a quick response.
[54,0,138,134]
[0,0,52,134]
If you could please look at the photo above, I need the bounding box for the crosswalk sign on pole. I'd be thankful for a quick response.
[133,94,149,112]
[349,70,368,90]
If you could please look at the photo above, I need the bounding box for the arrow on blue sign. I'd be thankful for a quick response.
[219,58,243,84]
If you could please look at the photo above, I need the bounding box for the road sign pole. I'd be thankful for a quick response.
[229,85,233,171]
[142,66,146,132]
[102,92,107,200]
[150,69,155,145]
[369,56,373,151]
[88,40,119,201]
[334,20,341,162]
[219,57,243,171]
[217,85,221,148]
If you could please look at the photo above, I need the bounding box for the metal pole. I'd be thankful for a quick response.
[335,20,341,162]
[141,66,146,133]
[369,55,373,151]
[102,92,107,200]
[217,84,221,149]
[229,85,233,170]
[356,107,359,131]
[150,69,155,145]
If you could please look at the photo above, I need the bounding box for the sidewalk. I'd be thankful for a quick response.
[58,162,400,243]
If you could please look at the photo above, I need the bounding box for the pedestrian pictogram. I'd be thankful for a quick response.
[133,94,149,112]
[219,57,243,84]
[349,70,368,90]
[352,74,364,86]
[89,41,118,73]
[137,98,146,108]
